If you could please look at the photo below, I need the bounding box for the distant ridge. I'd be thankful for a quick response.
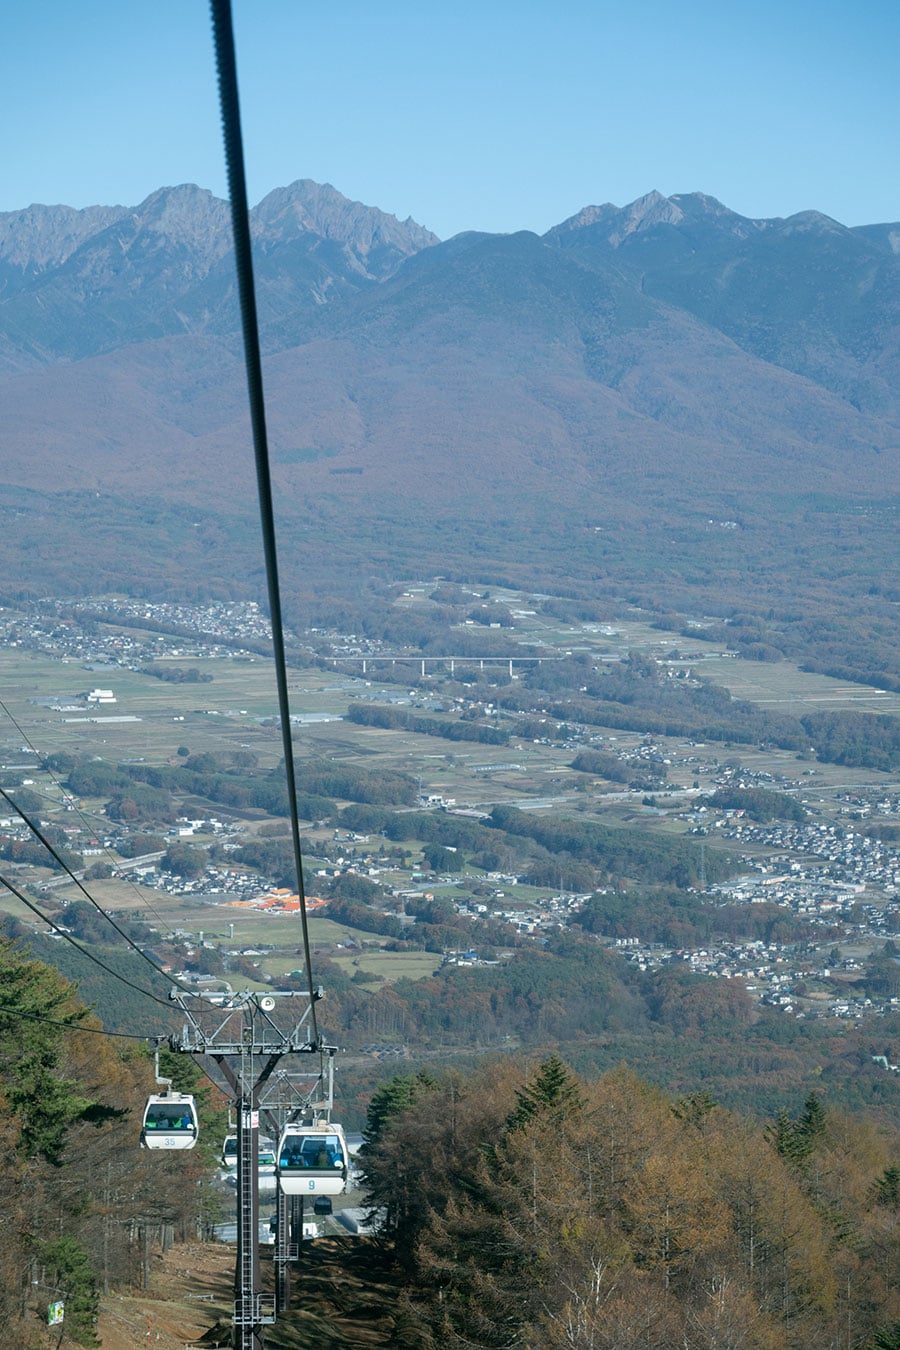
[0,181,897,683]
[0,181,439,364]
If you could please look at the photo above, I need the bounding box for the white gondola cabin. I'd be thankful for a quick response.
[141,1092,198,1150]
[276,1121,349,1196]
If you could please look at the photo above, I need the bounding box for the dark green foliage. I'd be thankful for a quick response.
[116,832,165,858]
[347,701,510,745]
[0,939,106,1164]
[489,803,733,888]
[327,873,383,904]
[579,886,812,947]
[60,900,143,946]
[83,861,112,880]
[6,785,43,814]
[66,762,128,797]
[335,803,394,834]
[509,659,811,752]
[522,856,599,890]
[380,934,647,1044]
[506,1052,583,1130]
[42,751,78,774]
[323,898,405,940]
[421,842,463,872]
[106,784,175,824]
[63,752,411,830]
[707,785,808,822]
[160,843,207,878]
[671,1088,718,1125]
[875,1166,900,1208]
[233,836,299,887]
[769,1092,828,1168]
[139,663,212,683]
[871,1325,900,1349]
[801,710,900,771]
[21,930,175,1037]
[571,748,665,785]
[291,759,417,807]
[362,1070,438,1156]
[33,1237,99,1346]
[341,804,489,851]
[406,896,463,927]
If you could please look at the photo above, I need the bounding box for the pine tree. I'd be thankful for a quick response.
[0,937,118,1164]
[361,1069,437,1155]
[506,1052,583,1131]
[34,1236,100,1347]
[796,1092,827,1152]
[876,1166,900,1209]
[768,1095,827,1171]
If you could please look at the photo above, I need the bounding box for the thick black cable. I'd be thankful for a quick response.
[0,870,175,1009]
[0,785,187,995]
[0,1002,149,1040]
[210,0,320,1046]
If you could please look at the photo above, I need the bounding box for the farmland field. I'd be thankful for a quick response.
[2,594,898,1004]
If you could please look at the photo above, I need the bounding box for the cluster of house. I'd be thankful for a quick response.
[708,816,900,897]
[1,597,279,668]
[604,935,898,1021]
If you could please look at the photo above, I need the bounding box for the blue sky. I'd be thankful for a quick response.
[3,0,898,238]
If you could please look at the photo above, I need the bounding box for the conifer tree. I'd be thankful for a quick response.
[768,1095,828,1171]
[0,937,118,1164]
[34,1236,100,1347]
[876,1166,900,1209]
[506,1052,583,1131]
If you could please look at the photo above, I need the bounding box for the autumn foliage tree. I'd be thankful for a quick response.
[361,1057,900,1349]
[0,938,222,1343]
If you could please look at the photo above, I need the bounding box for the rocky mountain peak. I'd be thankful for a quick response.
[545,190,686,246]
[126,185,233,251]
[618,189,685,234]
[251,179,439,257]
[0,201,129,271]
[776,209,850,237]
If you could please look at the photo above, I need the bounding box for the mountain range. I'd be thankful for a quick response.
[0,179,897,670]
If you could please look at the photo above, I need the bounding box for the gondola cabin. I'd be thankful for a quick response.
[277,1121,349,1196]
[141,1092,198,1150]
[221,1135,238,1169]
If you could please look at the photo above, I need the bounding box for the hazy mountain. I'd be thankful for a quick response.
[546,190,900,421]
[0,183,897,670]
[0,181,439,365]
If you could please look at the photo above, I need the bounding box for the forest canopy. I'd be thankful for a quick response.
[361,1055,900,1349]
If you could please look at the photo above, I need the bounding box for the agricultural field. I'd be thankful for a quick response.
[1,590,899,1014]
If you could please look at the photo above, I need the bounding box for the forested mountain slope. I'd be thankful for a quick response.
[0,184,897,682]
[0,938,223,1345]
[356,1055,900,1349]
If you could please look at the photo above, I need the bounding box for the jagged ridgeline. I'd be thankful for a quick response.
[1,184,899,687]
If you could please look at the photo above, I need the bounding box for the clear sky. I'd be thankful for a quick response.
[3,0,898,239]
